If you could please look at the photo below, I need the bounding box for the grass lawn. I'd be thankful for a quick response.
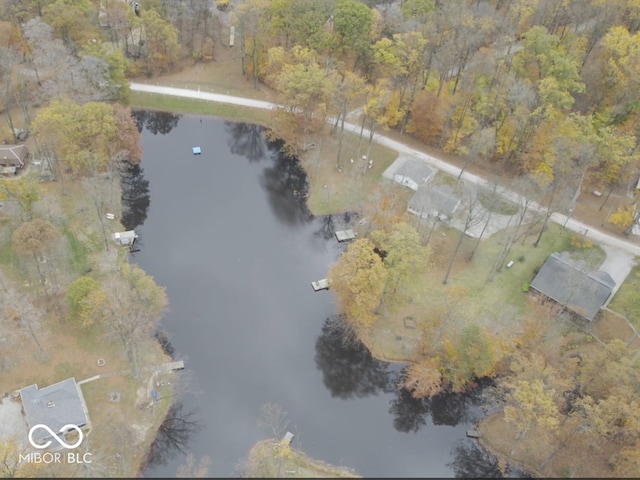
[608,264,640,330]
[130,91,274,125]
[364,221,606,361]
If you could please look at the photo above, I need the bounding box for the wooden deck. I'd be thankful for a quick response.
[156,360,185,373]
[335,229,356,242]
[311,278,329,291]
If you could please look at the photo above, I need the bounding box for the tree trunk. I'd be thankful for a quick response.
[443,230,465,284]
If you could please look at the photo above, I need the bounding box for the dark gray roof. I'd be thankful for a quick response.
[408,184,461,217]
[530,252,615,321]
[395,159,434,184]
[0,145,28,166]
[20,378,89,443]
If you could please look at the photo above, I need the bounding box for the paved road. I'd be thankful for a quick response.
[130,82,640,259]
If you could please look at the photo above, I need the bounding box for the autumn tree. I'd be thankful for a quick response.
[401,357,443,398]
[234,0,270,88]
[12,219,61,302]
[439,323,503,393]
[332,0,374,68]
[503,379,561,440]
[608,203,635,231]
[329,68,366,170]
[266,46,334,140]
[372,31,427,132]
[327,238,388,329]
[66,275,101,327]
[91,264,168,378]
[134,8,179,76]
[0,177,40,221]
[370,222,431,295]
[42,0,98,53]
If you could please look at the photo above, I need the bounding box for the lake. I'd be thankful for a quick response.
[128,111,507,478]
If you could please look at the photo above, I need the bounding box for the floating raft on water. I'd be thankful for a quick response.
[335,229,356,242]
[311,278,329,291]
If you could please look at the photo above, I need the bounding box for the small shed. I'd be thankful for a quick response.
[393,158,435,191]
[0,145,28,167]
[19,378,91,446]
[407,184,461,222]
[335,229,356,242]
[112,230,138,246]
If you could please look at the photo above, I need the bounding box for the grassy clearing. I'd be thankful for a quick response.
[300,132,399,215]
[246,440,360,478]
[363,221,606,361]
[130,91,273,125]
[61,224,92,275]
[608,265,640,329]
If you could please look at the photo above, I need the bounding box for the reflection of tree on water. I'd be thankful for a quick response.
[132,110,181,135]
[224,122,266,162]
[142,403,202,471]
[260,152,312,227]
[388,387,430,433]
[448,439,530,478]
[388,372,487,433]
[120,162,150,230]
[314,316,394,399]
[312,212,359,241]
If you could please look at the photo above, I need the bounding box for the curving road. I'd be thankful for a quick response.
[130,82,640,260]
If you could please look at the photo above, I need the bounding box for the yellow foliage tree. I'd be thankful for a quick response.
[503,379,560,440]
[327,238,388,329]
[608,204,635,230]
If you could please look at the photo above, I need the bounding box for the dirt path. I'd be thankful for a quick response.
[129,82,640,258]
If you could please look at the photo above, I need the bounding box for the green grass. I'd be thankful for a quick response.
[62,224,91,275]
[0,238,17,266]
[609,265,640,329]
[478,187,520,215]
[390,223,601,337]
[130,91,273,125]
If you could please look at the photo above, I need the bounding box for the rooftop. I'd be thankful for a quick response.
[19,378,90,444]
[395,158,435,183]
[530,252,615,322]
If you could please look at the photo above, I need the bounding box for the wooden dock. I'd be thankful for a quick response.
[156,360,185,373]
[335,229,356,242]
[466,429,481,438]
[311,278,329,291]
[281,432,294,446]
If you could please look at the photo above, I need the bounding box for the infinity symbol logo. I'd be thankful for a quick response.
[28,424,84,449]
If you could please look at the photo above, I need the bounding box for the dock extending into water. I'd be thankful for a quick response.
[335,229,356,242]
[311,278,329,291]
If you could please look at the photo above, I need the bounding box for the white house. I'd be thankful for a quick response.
[393,157,435,191]
[407,184,461,223]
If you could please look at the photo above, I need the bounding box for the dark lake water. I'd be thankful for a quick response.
[127,111,509,478]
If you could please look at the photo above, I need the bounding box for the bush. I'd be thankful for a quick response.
[518,255,525,263]
[215,0,230,10]
[521,282,530,292]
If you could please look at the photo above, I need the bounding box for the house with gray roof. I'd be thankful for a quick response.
[19,378,91,446]
[530,252,616,322]
[0,145,28,167]
[393,157,435,191]
[407,183,462,223]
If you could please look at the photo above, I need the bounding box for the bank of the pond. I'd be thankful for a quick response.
[245,439,361,478]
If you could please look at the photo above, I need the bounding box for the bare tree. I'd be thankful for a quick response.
[257,403,289,440]
[443,188,486,284]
